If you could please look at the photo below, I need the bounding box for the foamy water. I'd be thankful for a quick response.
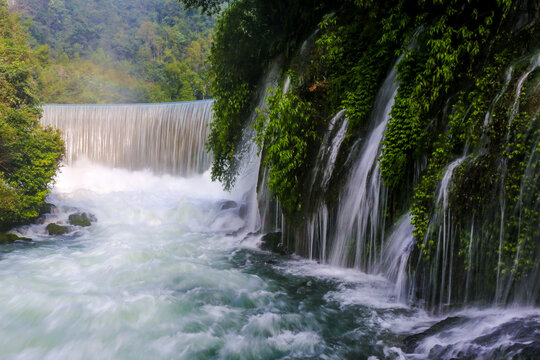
[1,162,538,359]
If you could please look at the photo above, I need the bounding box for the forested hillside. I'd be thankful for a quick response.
[10,0,214,103]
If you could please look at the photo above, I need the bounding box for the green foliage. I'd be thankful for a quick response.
[406,11,540,303]
[316,9,400,134]
[380,0,512,188]
[0,1,64,229]
[205,0,339,188]
[177,0,225,15]
[12,0,214,103]
[254,86,320,214]
[410,49,515,241]
[410,12,535,242]
[203,0,270,188]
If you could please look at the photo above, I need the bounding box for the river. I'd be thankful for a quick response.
[1,160,537,359]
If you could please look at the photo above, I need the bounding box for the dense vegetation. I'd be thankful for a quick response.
[203,0,339,189]
[0,1,63,230]
[11,0,214,103]
[196,0,539,306]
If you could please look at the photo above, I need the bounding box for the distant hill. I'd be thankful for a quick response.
[10,0,214,104]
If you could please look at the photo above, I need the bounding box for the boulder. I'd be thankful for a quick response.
[46,223,72,235]
[0,233,32,243]
[68,212,96,227]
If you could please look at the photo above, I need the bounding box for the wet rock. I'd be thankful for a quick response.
[34,215,50,225]
[219,200,237,210]
[260,232,290,255]
[0,233,32,243]
[46,223,72,235]
[40,202,57,215]
[33,203,58,225]
[402,316,466,353]
[238,203,248,219]
[68,213,96,227]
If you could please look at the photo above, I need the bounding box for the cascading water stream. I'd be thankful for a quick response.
[483,66,513,127]
[231,61,282,235]
[41,101,213,176]
[304,109,348,261]
[380,213,415,302]
[509,53,540,121]
[328,59,400,269]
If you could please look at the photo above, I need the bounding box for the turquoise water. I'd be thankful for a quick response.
[1,162,538,359]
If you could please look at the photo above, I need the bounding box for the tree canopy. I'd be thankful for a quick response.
[11,0,215,103]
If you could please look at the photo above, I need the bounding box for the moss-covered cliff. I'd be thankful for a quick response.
[199,0,539,308]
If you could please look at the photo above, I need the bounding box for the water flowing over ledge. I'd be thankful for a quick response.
[41,101,214,176]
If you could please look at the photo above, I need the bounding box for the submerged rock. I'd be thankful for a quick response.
[260,232,290,255]
[406,315,540,359]
[46,223,72,235]
[218,200,237,210]
[0,233,32,243]
[68,213,96,227]
[402,316,466,353]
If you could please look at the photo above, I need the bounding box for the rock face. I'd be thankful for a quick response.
[46,223,72,235]
[68,213,96,227]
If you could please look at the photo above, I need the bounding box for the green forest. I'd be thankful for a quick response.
[12,0,214,104]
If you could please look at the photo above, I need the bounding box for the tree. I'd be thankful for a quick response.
[176,0,225,15]
[0,1,64,229]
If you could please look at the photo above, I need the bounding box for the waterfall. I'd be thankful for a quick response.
[381,213,415,301]
[509,53,540,121]
[327,59,400,269]
[428,157,466,309]
[41,101,213,176]
[316,109,349,194]
[302,110,348,260]
[232,60,282,235]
